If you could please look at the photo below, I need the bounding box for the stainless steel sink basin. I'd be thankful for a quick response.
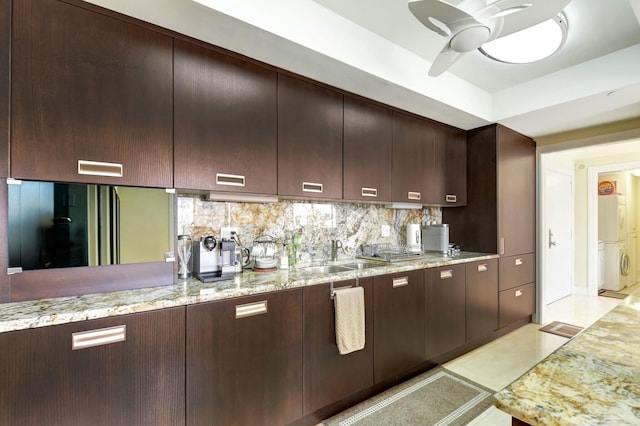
[342,262,381,270]
[298,265,352,274]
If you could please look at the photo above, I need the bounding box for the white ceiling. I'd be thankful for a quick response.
[86,0,640,138]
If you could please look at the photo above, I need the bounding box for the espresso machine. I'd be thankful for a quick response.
[193,236,238,282]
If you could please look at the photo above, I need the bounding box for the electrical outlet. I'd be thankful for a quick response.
[220,227,237,240]
[381,224,391,237]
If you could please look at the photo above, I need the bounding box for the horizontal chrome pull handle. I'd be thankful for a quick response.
[78,160,123,178]
[407,191,421,201]
[515,258,523,266]
[392,276,409,288]
[440,270,453,279]
[72,325,126,350]
[302,182,323,193]
[515,289,524,297]
[361,187,378,197]
[445,194,457,203]
[235,300,268,319]
[216,173,246,187]
[477,264,488,272]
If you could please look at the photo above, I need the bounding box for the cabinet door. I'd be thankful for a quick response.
[186,289,303,426]
[174,40,277,194]
[374,270,424,383]
[498,125,536,256]
[0,0,8,178]
[343,97,392,202]
[0,308,186,426]
[392,112,433,204]
[303,278,374,415]
[425,264,466,360]
[466,259,498,342]
[11,0,173,187]
[278,74,343,199]
[499,282,536,328]
[433,123,467,206]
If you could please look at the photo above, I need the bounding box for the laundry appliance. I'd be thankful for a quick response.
[598,194,629,291]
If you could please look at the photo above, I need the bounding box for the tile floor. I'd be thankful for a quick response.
[445,293,623,425]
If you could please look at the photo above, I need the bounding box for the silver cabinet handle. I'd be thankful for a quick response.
[499,237,505,255]
[302,182,323,193]
[440,269,453,279]
[72,325,126,350]
[361,187,378,197]
[392,276,409,288]
[445,194,457,203]
[515,289,523,297]
[235,300,268,319]
[515,258,523,266]
[408,191,421,201]
[77,160,123,178]
[216,173,246,187]
[477,264,488,272]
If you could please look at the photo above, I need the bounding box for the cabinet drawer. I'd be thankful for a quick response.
[499,253,535,291]
[499,282,535,328]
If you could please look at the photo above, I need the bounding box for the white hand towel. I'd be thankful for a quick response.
[334,286,365,355]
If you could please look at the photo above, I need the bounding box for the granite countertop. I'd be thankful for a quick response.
[0,251,496,334]
[494,294,640,425]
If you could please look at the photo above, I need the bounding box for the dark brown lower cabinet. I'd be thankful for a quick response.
[186,289,303,426]
[303,278,374,415]
[374,270,425,383]
[466,259,498,342]
[0,307,186,426]
[499,282,536,328]
[425,264,466,360]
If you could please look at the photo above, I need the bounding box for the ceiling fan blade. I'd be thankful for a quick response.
[428,46,463,76]
[488,0,572,37]
[409,0,480,37]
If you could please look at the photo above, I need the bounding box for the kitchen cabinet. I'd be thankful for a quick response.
[499,282,536,328]
[186,289,303,426]
[174,39,277,194]
[278,74,343,199]
[391,111,434,205]
[374,269,425,383]
[0,308,186,426]
[466,259,498,342]
[424,264,466,360]
[432,123,467,206]
[303,278,374,415]
[0,0,8,178]
[11,0,173,187]
[343,96,393,202]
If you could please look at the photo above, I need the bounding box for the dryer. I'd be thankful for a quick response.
[602,242,629,291]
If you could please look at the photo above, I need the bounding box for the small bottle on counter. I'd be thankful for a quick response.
[280,241,289,270]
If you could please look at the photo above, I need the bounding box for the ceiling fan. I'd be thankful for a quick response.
[408,0,572,76]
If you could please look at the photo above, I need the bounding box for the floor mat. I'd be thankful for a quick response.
[598,290,628,299]
[323,367,494,426]
[539,321,583,338]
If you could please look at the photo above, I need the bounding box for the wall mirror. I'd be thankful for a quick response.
[8,180,174,271]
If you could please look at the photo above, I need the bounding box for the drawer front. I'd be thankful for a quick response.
[499,253,535,291]
[499,282,535,328]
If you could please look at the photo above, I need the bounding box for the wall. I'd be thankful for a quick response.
[177,196,442,261]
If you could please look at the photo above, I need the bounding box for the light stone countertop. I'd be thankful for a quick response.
[0,251,496,334]
[494,294,640,425]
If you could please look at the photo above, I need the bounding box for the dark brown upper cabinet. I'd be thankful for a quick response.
[174,39,277,194]
[391,111,434,205]
[277,74,343,199]
[0,0,9,178]
[343,96,392,202]
[432,123,467,206]
[11,0,173,188]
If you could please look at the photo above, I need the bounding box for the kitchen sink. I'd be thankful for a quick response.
[297,265,352,274]
[342,262,381,270]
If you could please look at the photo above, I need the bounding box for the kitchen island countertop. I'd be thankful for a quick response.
[0,251,496,334]
[494,294,640,425]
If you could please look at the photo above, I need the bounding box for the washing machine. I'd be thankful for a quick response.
[602,242,629,291]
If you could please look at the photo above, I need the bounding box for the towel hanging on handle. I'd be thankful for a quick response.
[333,286,365,355]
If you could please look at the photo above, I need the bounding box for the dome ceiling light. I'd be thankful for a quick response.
[479,13,568,63]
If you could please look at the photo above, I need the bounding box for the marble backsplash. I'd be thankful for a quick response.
[177,196,442,261]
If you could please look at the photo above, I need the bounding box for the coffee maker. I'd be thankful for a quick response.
[193,236,238,282]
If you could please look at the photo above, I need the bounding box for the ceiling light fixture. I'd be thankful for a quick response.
[479,12,568,64]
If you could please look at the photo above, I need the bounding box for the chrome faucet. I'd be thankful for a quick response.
[330,240,343,262]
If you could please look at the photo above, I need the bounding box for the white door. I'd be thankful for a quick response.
[544,170,573,304]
